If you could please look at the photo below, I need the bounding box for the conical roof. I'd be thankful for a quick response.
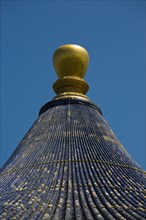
[0,45,146,220]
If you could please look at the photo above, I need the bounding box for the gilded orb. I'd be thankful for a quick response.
[53,44,89,79]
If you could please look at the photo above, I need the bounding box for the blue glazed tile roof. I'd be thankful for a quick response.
[0,98,146,220]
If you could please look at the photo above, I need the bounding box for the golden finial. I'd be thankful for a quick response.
[52,44,89,100]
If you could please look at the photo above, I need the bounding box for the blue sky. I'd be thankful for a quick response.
[1,0,145,169]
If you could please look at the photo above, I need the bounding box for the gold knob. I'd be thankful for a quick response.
[52,44,89,99]
[53,44,89,79]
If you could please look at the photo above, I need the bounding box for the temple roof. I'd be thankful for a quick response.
[0,45,146,220]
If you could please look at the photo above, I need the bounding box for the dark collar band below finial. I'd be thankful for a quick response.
[39,98,102,116]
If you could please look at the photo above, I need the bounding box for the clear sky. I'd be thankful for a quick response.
[1,0,145,169]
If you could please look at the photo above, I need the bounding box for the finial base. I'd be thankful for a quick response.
[53,76,89,95]
[52,92,90,102]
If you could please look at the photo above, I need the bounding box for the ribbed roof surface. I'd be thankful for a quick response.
[1,98,146,220]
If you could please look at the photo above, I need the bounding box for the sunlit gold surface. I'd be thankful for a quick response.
[53,44,89,78]
[53,92,89,102]
[52,44,89,99]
